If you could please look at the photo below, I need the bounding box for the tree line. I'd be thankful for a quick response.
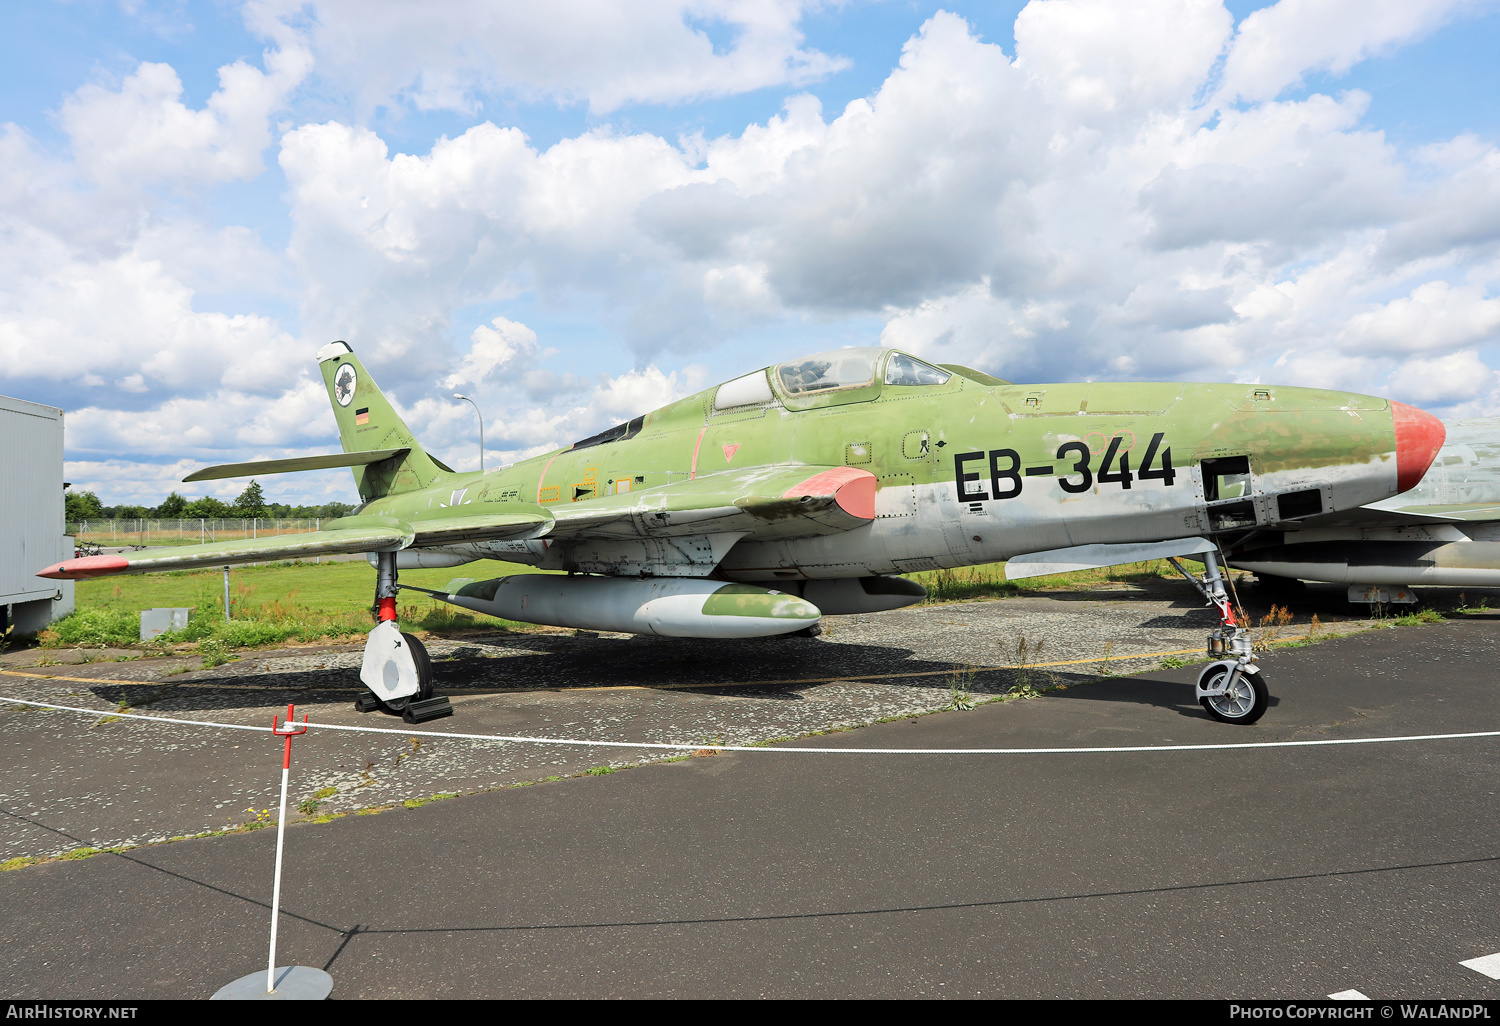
[64,481,355,522]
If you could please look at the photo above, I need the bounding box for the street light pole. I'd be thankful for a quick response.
[453,393,484,473]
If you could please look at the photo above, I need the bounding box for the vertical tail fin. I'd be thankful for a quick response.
[316,341,454,500]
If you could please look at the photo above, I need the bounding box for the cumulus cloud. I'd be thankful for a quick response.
[403,354,708,472]
[1217,0,1485,104]
[11,0,1500,506]
[246,0,846,114]
[1343,281,1500,355]
[62,43,310,188]
[1014,0,1232,119]
[1389,350,1497,405]
[0,249,302,393]
[443,317,542,389]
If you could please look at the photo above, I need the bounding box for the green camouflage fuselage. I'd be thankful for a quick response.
[332,356,1407,581]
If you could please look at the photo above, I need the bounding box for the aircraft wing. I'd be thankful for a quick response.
[36,510,551,580]
[545,465,876,541]
[35,465,868,580]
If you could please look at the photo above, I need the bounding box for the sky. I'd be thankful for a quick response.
[5,0,1500,508]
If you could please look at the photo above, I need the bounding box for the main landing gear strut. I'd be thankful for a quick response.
[1166,549,1269,725]
[353,551,452,723]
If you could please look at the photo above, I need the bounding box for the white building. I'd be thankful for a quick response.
[1,395,74,638]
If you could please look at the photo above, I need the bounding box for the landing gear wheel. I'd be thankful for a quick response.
[378,633,434,714]
[1197,664,1268,725]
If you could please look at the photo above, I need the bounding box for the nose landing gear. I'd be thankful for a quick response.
[354,551,452,723]
[1168,548,1268,725]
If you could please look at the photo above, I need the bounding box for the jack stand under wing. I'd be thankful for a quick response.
[1167,548,1270,725]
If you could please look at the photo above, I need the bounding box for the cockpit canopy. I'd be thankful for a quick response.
[577,347,970,447]
[774,347,951,395]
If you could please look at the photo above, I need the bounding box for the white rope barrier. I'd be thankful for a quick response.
[5,694,1500,755]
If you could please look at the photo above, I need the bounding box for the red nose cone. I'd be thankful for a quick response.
[1392,401,1446,493]
[36,555,130,580]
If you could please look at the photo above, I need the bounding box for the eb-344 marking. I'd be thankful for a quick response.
[954,431,1176,502]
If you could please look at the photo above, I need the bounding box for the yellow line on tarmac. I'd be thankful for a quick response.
[0,668,357,691]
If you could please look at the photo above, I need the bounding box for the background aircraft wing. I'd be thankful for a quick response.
[1284,502,1500,532]
[546,465,876,541]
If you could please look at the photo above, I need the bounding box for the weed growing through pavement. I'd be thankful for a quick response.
[1009,637,1046,699]
[1159,656,1187,669]
[1253,604,1295,646]
[945,664,978,711]
[245,807,274,829]
[1095,641,1115,676]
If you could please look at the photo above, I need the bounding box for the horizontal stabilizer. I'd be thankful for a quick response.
[1005,537,1216,580]
[182,448,411,482]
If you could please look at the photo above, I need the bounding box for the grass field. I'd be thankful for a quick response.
[72,557,535,618]
[35,558,543,650]
[905,558,1203,603]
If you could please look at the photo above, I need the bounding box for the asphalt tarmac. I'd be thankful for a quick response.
[2,613,1498,998]
[3,582,1353,858]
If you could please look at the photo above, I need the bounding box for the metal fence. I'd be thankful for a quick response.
[68,519,322,549]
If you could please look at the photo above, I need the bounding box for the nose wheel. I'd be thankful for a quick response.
[1169,547,1269,726]
[1196,662,1269,724]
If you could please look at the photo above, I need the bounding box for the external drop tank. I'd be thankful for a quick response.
[440,575,823,638]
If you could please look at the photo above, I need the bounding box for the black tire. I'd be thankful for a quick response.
[379,632,434,713]
[1198,664,1268,724]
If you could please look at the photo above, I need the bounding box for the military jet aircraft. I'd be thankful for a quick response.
[40,342,1445,725]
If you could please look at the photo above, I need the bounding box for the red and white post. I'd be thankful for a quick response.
[267,704,307,993]
[211,703,332,1000]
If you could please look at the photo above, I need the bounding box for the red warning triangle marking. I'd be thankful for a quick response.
[722,443,741,463]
